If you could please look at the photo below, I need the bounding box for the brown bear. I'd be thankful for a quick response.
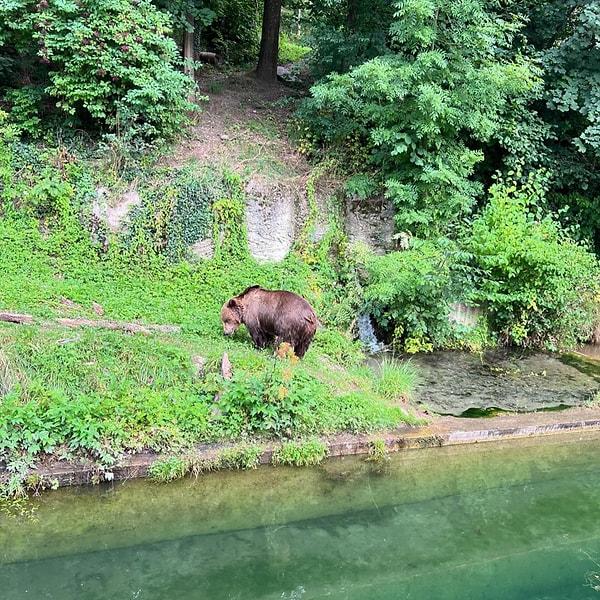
[220,285,318,358]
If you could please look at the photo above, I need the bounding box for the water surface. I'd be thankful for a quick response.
[412,349,600,416]
[2,432,600,599]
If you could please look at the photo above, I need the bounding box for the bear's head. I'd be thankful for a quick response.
[220,298,242,335]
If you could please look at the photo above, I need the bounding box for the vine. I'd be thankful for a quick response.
[212,170,249,261]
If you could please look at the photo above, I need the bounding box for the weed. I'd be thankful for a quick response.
[272,439,329,467]
[375,358,420,402]
[218,445,262,470]
[366,438,390,467]
[147,456,189,482]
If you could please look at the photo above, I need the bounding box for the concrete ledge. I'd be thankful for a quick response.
[15,406,600,489]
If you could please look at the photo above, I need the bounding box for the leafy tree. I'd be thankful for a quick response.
[302,0,395,77]
[296,0,542,236]
[520,0,600,252]
[0,0,197,140]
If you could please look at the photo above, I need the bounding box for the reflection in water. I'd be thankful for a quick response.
[2,433,600,599]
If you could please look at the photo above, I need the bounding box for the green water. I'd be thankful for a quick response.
[2,432,600,599]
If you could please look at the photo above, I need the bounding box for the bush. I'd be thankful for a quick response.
[215,349,329,438]
[464,171,600,349]
[361,240,458,352]
[0,0,198,140]
[278,33,311,64]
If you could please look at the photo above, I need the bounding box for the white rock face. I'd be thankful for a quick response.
[245,179,297,262]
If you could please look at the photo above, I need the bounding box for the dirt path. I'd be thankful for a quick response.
[166,71,308,179]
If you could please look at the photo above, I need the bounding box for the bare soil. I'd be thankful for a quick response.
[166,70,309,180]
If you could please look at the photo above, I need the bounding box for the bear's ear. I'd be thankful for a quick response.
[227,298,242,316]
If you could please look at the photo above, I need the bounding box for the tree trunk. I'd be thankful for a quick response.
[256,0,282,84]
[183,14,196,101]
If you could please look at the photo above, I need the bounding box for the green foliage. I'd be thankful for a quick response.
[366,438,389,465]
[272,439,328,466]
[215,351,329,438]
[539,1,600,159]
[2,88,44,138]
[361,240,457,352]
[147,444,262,481]
[278,32,311,64]
[198,0,260,65]
[304,0,395,77]
[374,358,419,401]
[147,455,188,482]
[212,170,250,261]
[0,112,21,205]
[0,328,215,464]
[514,0,600,253]
[463,170,600,349]
[297,0,542,236]
[121,166,216,263]
[312,328,364,367]
[154,0,217,32]
[215,445,262,470]
[0,0,198,140]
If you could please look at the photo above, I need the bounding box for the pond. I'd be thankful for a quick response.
[2,431,600,599]
[411,348,600,416]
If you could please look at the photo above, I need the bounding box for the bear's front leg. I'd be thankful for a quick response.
[250,331,270,350]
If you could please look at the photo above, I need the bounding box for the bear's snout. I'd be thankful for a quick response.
[222,321,239,335]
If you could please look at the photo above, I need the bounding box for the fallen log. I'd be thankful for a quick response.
[56,318,180,335]
[0,312,34,325]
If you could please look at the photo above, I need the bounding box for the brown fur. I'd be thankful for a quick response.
[220,285,318,358]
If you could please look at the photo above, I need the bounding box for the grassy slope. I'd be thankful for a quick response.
[0,75,419,497]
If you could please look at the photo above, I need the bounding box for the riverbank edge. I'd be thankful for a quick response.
[23,405,600,489]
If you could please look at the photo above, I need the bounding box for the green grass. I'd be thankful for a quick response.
[0,141,419,499]
[0,217,418,497]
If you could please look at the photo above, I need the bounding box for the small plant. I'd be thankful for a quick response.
[272,439,329,467]
[375,358,419,402]
[147,456,189,482]
[187,445,262,475]
[215,352,331,438]
[366,438,389,464]
[218,445,262,470]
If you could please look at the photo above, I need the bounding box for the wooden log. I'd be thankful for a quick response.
[56,318,180,335]
[0,312,34,324]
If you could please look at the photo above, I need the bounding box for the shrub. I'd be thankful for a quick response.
[361,240,458,352]
[215,350,330,438]
[278,33,311,64]
[1,0,198,140]
[464,170,600,349]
